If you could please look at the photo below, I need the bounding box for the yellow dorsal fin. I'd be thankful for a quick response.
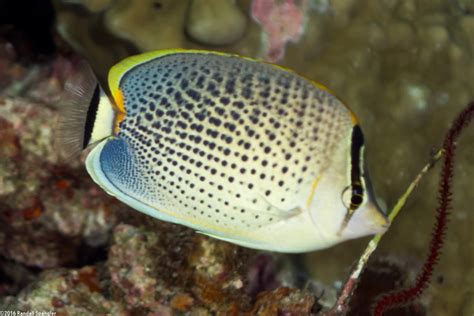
[107,49,342,112]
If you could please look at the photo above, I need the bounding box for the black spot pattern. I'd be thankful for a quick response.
[117,53,353,230]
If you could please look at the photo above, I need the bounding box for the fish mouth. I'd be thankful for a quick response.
[339,159,390,237]
[338,201,390,239]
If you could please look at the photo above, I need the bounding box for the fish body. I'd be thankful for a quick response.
[61,50,388,253]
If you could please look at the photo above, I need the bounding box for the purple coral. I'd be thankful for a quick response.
[251,0,308,62]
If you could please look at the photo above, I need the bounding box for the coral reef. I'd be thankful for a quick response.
[251,0,309,62]
[103,0,189,52]
[52,0,255,79]
[348,259,425,315]
[13,267,126,314]
[250,287,317,315]
[1,216,319,314]
[0,47,320,313]
[64,0,112,13]
[186,0,247,46]
[0,49,128,268]
[373,101,474,315]
[1,0,473,314]
[0,96,121,268]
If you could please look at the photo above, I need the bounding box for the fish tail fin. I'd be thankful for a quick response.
[55,61,115,160]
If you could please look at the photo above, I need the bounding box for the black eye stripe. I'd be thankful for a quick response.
[83,84,100,148]
[351,194,363,205]
[350,125,364,208]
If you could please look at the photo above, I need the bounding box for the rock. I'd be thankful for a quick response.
[330,0,357,24]
[393,0,417,20]
[107,223,253,314]
[387,21,414,47]
[249,287,317,315]
[186,0,247,46]
[15,267,126,314]
[460,291,474,316]
[62,0,112,12]
[348,259,426,315]
[424,25,449,50]
[56,10,130,80]
[104,0,188,52]
[0,61,122,268]
[449,42,464,62]
[2,1,474,315]
[458,0,474,13]
[107,224,163,309]
[460,15,474,51]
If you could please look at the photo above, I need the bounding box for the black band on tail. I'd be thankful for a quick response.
[83,84,100,148]
[350,125,365,209]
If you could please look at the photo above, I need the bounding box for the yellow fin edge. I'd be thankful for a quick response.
[107,49,357,119]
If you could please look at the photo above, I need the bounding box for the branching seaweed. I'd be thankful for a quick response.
[322,101,474,315]
[372,101,474,315]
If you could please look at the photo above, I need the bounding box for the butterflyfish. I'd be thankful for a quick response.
[58,49,389,253]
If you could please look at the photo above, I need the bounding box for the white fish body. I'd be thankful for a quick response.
[62,50,388,253]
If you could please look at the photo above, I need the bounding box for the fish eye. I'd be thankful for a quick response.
[351,192,364,207]
[341,185,364,210]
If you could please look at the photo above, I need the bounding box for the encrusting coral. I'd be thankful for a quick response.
[186,0,247,46]
[103,0,189,52]
[0,33,321,314]
[0,93,121,268]
[251,0,308,61]
[1,0,474,314]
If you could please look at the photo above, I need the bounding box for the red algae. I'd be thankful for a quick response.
[251,0,308,62]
